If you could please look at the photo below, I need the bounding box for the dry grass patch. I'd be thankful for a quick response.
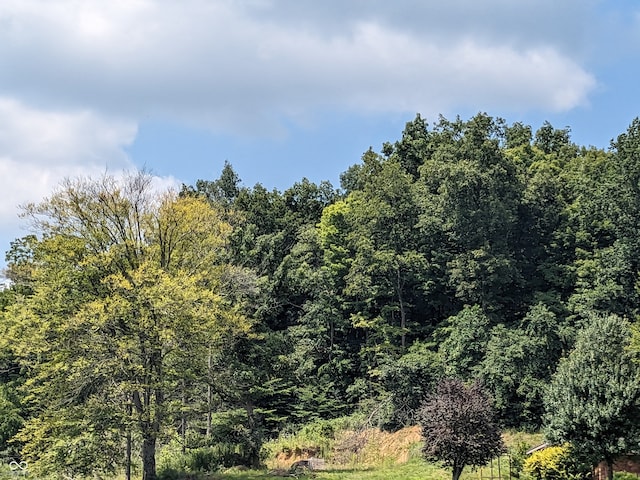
[333,425,423,466]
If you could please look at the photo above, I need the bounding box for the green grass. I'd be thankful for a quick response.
[103,425,546,480]
[195,459,449,480]
[198,428,545,480]
[187,455,519,480]
[502,430,545,450]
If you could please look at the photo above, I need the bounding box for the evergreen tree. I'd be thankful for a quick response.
[544,314,640,480]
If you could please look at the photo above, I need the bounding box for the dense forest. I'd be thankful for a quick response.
[2,112,640,479]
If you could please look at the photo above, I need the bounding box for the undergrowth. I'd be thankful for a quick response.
[50,419,546,479]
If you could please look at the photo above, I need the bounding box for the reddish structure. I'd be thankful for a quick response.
[593,456,640,480]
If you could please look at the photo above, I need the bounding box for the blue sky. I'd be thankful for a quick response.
[1,0,640,272]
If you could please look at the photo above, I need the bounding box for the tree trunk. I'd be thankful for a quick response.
[207,348,212,438]
[606,458,614,480]
[181,380,187,454]
[452,464,465,480]
[142,435,157,480]
[126,395,132,480]
[126,432,132,480]
[396,267,406,349]
[245,401,261,468]
[329,318,335,361]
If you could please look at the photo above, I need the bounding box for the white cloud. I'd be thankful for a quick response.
[0,97,137,217]
[0,97,136,166]
[0,0,603,262]
[0,97,177,254]
[0,0,597,132]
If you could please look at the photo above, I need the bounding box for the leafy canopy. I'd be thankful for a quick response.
[544,314,640,477]
[419,378,504,480]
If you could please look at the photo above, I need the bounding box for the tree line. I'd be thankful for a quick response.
[2,113,640,479]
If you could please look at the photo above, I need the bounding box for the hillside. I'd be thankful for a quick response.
[1,113,639,478]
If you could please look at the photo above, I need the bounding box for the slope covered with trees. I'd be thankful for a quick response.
[2,113,640,478]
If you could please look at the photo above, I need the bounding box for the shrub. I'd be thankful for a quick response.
[263,417,347,462]
[614,472,639,480]
[509,442,531,478]
[158,440,255,478]
[523,444,589,480]
[262,414,378,470]
[157,439,189,478]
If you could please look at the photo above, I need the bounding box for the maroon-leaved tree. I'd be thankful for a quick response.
[419,378,504,480]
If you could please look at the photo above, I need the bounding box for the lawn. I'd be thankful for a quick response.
[199,429,544,480]
[205,459,452,480]
[201,455,523,480]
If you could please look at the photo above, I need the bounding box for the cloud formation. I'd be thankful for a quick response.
[0,97,137,229]
[1,0,596,128]
[0,0,604,262]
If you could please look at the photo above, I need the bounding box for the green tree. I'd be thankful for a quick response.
[479,304,571,428]
[284,223,355,421]
[438,305,491,380]
[192,160,241,208]
[0,276,26,459]
[379,341,442,429]
[193,172,344,430]
[344,158,426,353]
[563,146,634,319]
[3,172,248,480]
[391,113,431,178]
[416,114,524,317]
[517,147,573,309]
[533,121,573,156]
[419,378,504,480]
[544,314,640,480]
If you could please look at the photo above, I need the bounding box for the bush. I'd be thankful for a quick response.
[523,444,589,480]
[509,442,531,478]
[263,417,344,461]
[262,415,370,467]
[157,439,189,478]
[189,444,248,470]
[158,439,256,478]
[157,466,184,480]
[614,472,640,480]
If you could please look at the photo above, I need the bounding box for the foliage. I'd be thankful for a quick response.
[544,314,640,477]
[262,417,358,463]
[3,172,249,480]
[438,306,491,380]
[508,442,531,478]
[479,303,572,428]
[5,114,640,477]
[158,437,254,478]
[522,444,589,480]
[613,472,640,480]
[379,342,442,429]
[0,384,22,456]
[418,378,505,480]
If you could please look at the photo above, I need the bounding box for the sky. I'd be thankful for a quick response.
[1,0,640,273]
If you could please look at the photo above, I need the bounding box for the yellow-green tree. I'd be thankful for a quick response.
[2,172,249,480]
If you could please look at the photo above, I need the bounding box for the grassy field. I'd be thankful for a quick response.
[0,459,527,480]
[195,429,544,480]
[198,458,513,480]
[2,428,541,479]
[205,459,451,480]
